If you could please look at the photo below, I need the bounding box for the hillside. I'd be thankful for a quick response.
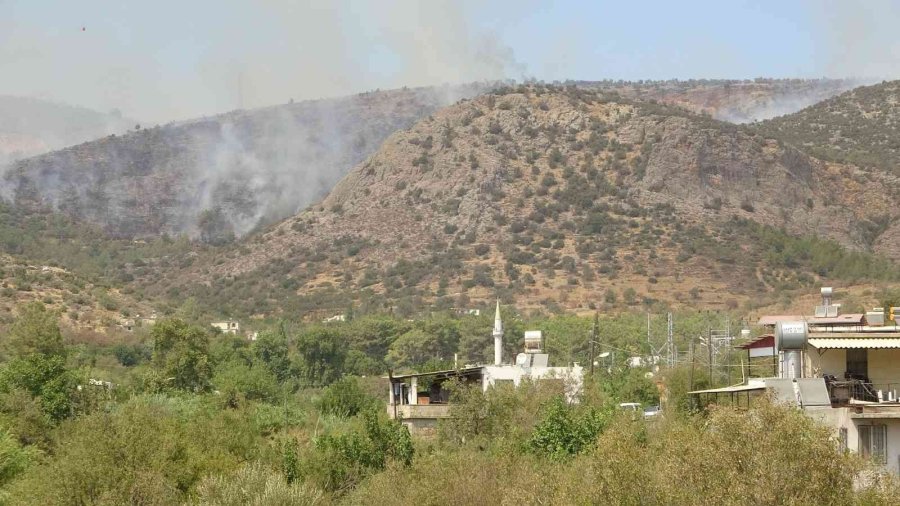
[0,95,133,164]
[140,84,900,318]
[1,80,857,245]
[751,80,900,172]
[2,85,487,240]
[585,78,863,123]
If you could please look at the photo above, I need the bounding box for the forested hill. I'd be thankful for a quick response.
[137,84,900,318]
[2,85,487,241]
[751,80,900,173]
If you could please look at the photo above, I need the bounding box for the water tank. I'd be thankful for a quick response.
[775,321,808,350]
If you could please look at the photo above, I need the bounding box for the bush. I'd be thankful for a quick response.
[193,462,325,506]
[301,411,413,493]
[318,377,376,418]
[527,398,610,460]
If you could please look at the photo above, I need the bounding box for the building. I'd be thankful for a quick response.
[211,320,240,334]
[386,301,584,434]
[692,287,900,474]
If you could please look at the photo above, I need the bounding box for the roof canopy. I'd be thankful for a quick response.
[809,338,900,349]
[386,367,483,381]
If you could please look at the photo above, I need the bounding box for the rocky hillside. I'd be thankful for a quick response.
[0,95,133,164]
[142,84,900,317]
[2,85,487,240]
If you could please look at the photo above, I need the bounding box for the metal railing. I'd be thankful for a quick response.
[826,378,900,404]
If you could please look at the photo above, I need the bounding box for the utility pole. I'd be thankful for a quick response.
[707,326,713,386]
[689,336,695,392]
[666,312,674,368]
[589,312,598,377]
[647,312,651,347]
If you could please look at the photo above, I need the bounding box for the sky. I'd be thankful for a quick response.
[1,0,897,123]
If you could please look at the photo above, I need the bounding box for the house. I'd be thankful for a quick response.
[386,301,584,434]
[120,319,135,332]
[692,287,900,474]
[211,320,240,334]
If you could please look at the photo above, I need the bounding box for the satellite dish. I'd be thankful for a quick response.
[598,352,611,358]
[515,353,528,366]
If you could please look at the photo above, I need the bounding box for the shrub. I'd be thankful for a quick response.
[318,377,376,418]
[193,462,325,506]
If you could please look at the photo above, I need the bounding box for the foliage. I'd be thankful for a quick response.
[347,399,900,505]
[317,377,376,418]
[4,302,65,358]
[0,429,33,496]
[192,462,327,506]
[294,326,346,387]
[151,319,213,393]
[5,395,263,505]
[302,411,413,493]
[213,360,281,407]
[0,303,77,424]
[526,397,610,459]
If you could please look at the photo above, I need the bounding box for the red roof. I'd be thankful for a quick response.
[736,334,774,350]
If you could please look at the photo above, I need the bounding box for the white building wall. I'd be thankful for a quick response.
[805,348,846,378]
[868,349,900,385]
[481,365,584,401]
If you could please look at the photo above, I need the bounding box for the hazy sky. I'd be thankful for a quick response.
[1,0,896,123]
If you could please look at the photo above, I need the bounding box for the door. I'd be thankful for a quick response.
[846,349,868,380]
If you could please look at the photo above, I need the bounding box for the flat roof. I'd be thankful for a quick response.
[688,383,767,395]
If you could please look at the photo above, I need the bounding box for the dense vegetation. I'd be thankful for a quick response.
[752,80,900,173]
[1,302,898,504]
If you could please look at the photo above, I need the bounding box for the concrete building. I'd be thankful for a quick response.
[211,320,240,334]
[386,301,584,435]
[692,287,900,475]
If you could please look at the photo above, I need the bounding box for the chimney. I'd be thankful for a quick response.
[493,300,503,365]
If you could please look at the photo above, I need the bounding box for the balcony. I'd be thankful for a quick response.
[826,378,900,405]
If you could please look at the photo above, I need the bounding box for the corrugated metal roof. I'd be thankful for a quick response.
[757,314,865,325]
[385,366,483,380]
[736,334,774,349]
[809,338,900,349]
[688,383,767,395]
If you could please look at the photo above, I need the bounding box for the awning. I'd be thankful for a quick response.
[809,338,900,349]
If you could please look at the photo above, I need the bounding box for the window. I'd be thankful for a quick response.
[859,425,887,464]
[839,428,848,453]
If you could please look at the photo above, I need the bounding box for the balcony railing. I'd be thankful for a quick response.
[825,378,900,404]
[387,403,452,420]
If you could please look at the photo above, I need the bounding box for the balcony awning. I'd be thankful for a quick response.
[809,338,900,349]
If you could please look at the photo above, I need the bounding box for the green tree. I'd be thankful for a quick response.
[295,326,346,387]
[0,303,77,424]
[151,319,212,392]
[253,328,293,382]
[5,302,65,358]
